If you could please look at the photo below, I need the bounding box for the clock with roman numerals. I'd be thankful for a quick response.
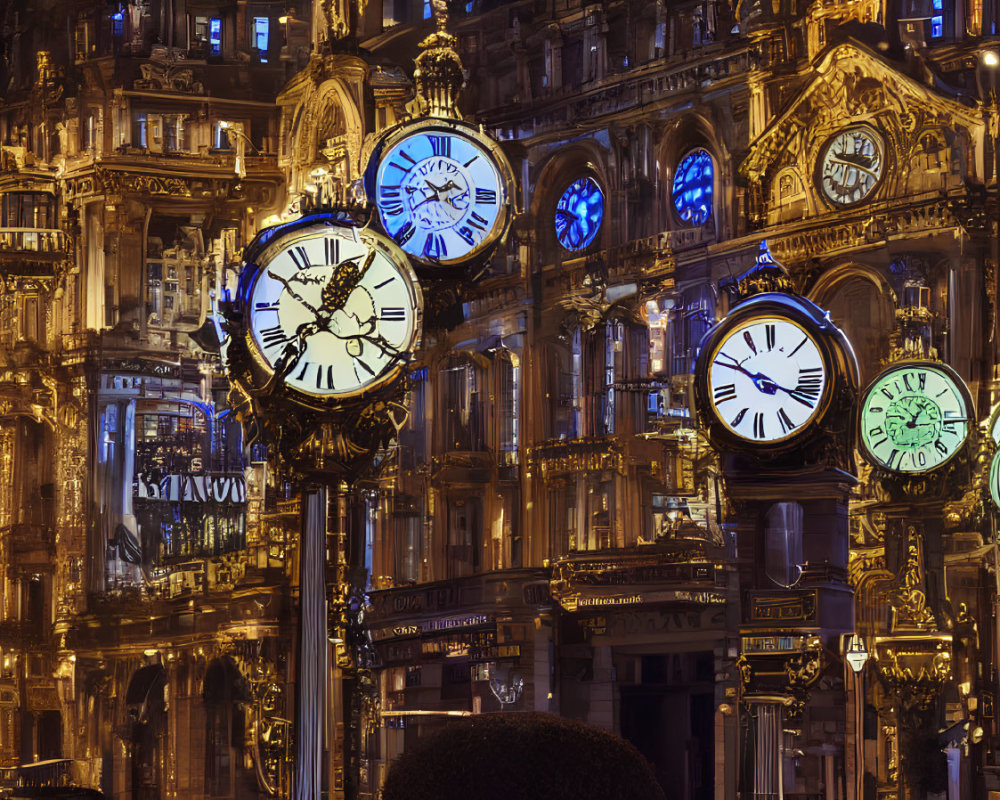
[703,315,829,444]
[859,362,971,474]
[368,119,514,269]
[241,221,422,402]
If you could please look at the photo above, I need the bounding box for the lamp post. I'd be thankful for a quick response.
[846,634,870,800]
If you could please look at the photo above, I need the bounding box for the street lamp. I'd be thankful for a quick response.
[846,634,869,800]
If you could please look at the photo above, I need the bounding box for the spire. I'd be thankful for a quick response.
[724,240,795,300]
[407,0,464,119]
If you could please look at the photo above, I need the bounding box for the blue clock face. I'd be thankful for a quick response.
[375,129,506,266]
[555,177,604,251]
[672,149,713,225]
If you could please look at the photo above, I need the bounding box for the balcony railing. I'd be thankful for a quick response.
[0,227,65,255]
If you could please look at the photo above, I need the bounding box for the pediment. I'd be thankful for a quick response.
[740,42,983,185]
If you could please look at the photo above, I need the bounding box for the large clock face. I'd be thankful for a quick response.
[555,177,604,251]
[246,225,421,399]
[374,127,508,266]
[990,451,1000,510]
[817,126,884,206]
[859,363,969,473]
[706,316,829,443]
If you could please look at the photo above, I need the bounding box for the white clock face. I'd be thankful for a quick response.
[707,317,828,443]
[374,129,507,265]
[247,226,420,398]
[860,364,969,473]
[817,126,884,206]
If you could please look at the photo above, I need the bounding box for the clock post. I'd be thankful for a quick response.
[854,352,978,800]
[223,210,423,800]
[693,242,860,800]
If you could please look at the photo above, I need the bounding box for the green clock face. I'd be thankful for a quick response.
[860,363,969,473]
[990,450,1000,509]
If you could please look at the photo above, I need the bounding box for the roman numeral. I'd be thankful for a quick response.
[254,302,279,311]
[475,188,496,204]
[259,325,291,348]
[295,361,312,382]
[388,161,411,174]
[918,372,927,391]
[765,324,776,351]
[399,150,418,165]
[468,212,489,230]
[464,156,480,168]
[373,277,395,290]
[383,202,405,217]
[422,233,447,259]
[713,383,737,404]
[396,222,416,245]
[743,330,757,355]
[753,412,766,439]
[777,407,795,434]
[288,245,311,270]
[868,426,884,438]
[380,307,406,321]
[429,135,451,158]
[934,439,948,454]
[886,449,902,470]
[730,408,748,428]
[788,337,808,357]
[315,364,324,390]
[457,227,476,246]
[379,185,400,199]
[324,237,339,266]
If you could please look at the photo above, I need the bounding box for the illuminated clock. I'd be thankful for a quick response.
[371,120,514,268]
[816,126,884,206]
[990,450,1000,509]
[704,315,829,444]
[555,177,604,251]
[859,362,970,473]
[672,149,714,225]
[243,222,422,401]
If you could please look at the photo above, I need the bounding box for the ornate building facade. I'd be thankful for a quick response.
[0,0,999,799]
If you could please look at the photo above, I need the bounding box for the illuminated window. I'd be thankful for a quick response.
[112,11,123,36]
[252,16,269,61]
[209,18,222,54]
[672,148,714,225]
[931,0,944,36]
[132,112,147,147]
[554,176,604,251]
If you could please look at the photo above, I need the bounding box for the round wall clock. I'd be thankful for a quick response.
[240,221,422,403]
[816,126,884,206]
[990,450,1000,509]
[672,149,714,225]
[554,177,604,251]
[703,314,829,444]
[859,362,971,473]
[369,120,515,268]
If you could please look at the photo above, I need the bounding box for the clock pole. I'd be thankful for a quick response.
[224,212,423,800]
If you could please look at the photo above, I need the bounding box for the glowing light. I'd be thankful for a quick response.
[554,177,604,251]
[672,149,714,225]
[984,50,1000,67]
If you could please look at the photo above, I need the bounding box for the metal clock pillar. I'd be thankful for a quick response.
[224,213,423,800]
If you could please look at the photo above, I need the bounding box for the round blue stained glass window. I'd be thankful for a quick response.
[672,149,714,225]
[555,177,604,251]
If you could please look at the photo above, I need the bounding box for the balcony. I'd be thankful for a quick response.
[0,227,65,268]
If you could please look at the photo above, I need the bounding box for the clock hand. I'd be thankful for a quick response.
[713,357,781,395]
[270,273,321,317]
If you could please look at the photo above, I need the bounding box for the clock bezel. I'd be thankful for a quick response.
[704,314,829,445]
[365,117,516,271]
[857,360,972,475]
[235,220,423,410]
[693,292,856,453]
[814,124,886,209]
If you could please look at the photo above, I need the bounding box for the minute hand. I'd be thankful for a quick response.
[714,358,818,407]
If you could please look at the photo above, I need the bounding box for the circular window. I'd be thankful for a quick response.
[672,149,714,225]
[554,177,604,251]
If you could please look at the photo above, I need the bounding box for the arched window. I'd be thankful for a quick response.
[126,664,168,800]
[554,176,605,251]
[672,149,714,225]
